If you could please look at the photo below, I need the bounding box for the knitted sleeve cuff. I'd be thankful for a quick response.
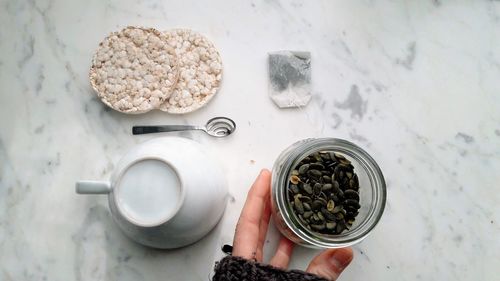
[213,255,329,281]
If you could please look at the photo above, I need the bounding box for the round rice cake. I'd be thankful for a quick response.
[159,29,223,114]
[90,26,179,114]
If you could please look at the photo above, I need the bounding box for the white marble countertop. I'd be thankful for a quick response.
[1,0,499,280]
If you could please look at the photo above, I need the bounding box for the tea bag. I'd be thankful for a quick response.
[268,51,311,108]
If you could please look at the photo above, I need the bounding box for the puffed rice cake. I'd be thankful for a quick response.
[90,26,179,114]
[159,29,223,114]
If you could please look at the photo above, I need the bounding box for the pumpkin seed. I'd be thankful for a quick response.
[313,183,322,195]
[332,206,343,214]
[345,199,361,209]
[334,153,346,161]
[320,152,331,160]
[311,200,323,210]
[307,169,322,179]
[294,196,304,214]
[302,183,313,195]
[298,164,310,175]
[327,200,335,211]
[303,211,313,219]
[322,183,333,191]
[309,163,325,170]
[303,202,311,211]
[327,152,336,161]
[317,211,325,221]
[344,189,359,200]
[332,181,341,193]
[312,152,322,162]
[321,208,336,220]
[290,175,300,185]
[311,223,326,231]
[326,222,336,230]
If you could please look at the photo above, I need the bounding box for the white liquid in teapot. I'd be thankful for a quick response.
[116,159,181,225]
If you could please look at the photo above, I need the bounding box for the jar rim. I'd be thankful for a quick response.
[272,138,386,248]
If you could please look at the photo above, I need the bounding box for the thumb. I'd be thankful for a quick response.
[306,248,353,281]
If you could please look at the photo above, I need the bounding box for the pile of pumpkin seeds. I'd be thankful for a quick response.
[287,151,361,235]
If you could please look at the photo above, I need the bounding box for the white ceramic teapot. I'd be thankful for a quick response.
[76,137,227,249]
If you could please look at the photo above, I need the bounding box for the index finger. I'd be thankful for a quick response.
[232,169,271,260]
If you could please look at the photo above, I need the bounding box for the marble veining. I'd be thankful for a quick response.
[1,0,499,280]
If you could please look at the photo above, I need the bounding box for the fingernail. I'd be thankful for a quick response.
[329,249,353,269]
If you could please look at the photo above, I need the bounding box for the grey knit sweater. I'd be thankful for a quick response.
[213,256,328,281]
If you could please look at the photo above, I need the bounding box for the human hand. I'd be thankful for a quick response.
[232,169,353,281]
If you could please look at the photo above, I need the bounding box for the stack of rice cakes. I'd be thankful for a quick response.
[90,26,223,114]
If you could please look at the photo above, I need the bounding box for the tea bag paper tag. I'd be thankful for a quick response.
[268,51,311,108]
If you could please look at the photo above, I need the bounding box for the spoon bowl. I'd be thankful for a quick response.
[204,117,236,137]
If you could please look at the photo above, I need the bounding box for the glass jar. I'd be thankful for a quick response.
[271,138,386,248]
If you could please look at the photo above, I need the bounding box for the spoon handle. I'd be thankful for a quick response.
[132,125,202,135]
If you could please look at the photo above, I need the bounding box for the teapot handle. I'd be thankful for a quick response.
[76,180,111,194]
